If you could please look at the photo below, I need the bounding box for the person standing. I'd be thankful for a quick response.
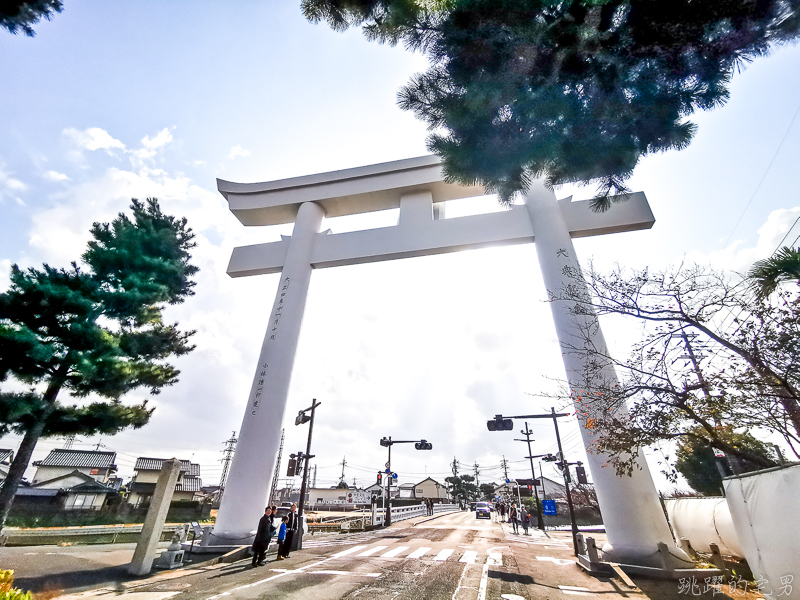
[521,507,530,535]
[276,516,288,560]
[251,507,272,566]
[282,503,299,558]
[499,502,506,522]
[510,503,519,534]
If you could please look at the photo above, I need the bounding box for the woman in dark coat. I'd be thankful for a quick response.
[251,506,272,566]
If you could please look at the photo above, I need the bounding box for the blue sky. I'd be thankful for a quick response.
[1,2,799,491]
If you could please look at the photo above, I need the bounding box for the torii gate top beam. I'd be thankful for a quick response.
[218,155,484,226]
[218,155,655,278]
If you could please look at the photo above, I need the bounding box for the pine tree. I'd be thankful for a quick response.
[303,0,800,207]
[1,0,62,36]
[0,198,198,532]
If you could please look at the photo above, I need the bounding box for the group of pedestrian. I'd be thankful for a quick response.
[495,500,531,536]
[424,498,436,516]
[251,503,300,567]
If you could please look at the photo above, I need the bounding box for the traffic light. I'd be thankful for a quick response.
[377,472,383,485]
[380,437,391,447]
[542,454,557,462]
[486,415,514,431]
[415,440,433,450]
[576,464,588,485]
[287,457,297,477]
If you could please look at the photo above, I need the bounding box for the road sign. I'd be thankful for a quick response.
[543,499,557,516]
[392,473,398,479]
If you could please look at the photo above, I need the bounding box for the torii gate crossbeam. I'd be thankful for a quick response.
[208,155,691,568]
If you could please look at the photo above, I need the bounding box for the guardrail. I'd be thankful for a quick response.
[2,522,183,546]
[371,503,458,526]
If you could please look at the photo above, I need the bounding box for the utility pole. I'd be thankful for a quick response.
[501,456,509,481]
[312,464,317,488]
[63,435,76,450]
[218,431,237,494]
[340,456,347,484]
[550,407,579,554]
[514,423,545,530]
[473,462,480,487]
[269,429,285,505]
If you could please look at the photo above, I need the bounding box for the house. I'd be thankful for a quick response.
[398,483,416,499]
[363,482,400,498]
[494,476,567,500]
[31,470,115,510]
[31,449,117,484]
[413,477,447,500]
[0,449,13,482]
[127,457,202,507]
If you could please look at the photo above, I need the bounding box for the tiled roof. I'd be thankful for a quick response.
[0,449,12,465]
[133,458,200,475]
[33,449,116,469]
[177,476,202,492]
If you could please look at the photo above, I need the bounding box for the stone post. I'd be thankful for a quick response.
[129,458,181,576]
[524,183,691,568]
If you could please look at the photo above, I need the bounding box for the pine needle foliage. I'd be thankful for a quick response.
[0,198,198,532]
[0,0,62,36]
[303,0,800,207]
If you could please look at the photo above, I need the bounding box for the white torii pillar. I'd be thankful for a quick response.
[211,156,690,567]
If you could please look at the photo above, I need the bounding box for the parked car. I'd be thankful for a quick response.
[475,502,491,519]
[469,502,477,512]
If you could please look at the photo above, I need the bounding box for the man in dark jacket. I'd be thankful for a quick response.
[251,506,272,566]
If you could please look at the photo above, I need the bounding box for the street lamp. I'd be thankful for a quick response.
[291,399,320,552]
[379,436,432,526]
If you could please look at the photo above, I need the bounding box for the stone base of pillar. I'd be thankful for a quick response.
[601,542,694,570]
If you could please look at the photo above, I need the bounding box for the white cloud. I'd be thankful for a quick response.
[43,170,70,182]
[142,128,173,151]
[228,145,251,160]
[64,127,126,153]
[0,166,26,192]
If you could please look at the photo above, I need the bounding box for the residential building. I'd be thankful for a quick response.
[31,470,115,510]
[31,449,117,484]
[0,449,13,482]
[398,483,416,498]
[413,477,447,500]
[308,487,370,506]
[127,457,202,507]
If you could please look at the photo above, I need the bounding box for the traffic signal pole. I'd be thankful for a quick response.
[379,437,432,527]
[292,399,319,551]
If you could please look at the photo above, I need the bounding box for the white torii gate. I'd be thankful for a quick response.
[210,155,690,568]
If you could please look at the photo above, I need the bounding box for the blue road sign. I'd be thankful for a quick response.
[543,499,557,516]
[385,468,391,474]
[392,473,398,479]
[505,479,510,483]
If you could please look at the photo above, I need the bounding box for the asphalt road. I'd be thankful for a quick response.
[5,512,754,599]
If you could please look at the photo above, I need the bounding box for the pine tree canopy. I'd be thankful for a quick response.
[0,198,197,530]
[303,0,800,208]
[0,0,62,36]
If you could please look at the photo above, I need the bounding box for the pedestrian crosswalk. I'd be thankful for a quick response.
[324,543,499,564]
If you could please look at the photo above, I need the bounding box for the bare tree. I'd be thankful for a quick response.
[551,262,798,477]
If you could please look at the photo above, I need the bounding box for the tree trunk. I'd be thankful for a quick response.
[0,384,59,535]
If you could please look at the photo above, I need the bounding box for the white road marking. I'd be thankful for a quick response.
[433,549,454,561]
[487,552,502,566]
[308,570,381,578]
[478,563,490,600]
[330,545,369,558]
[357,546,388,557]
[459,550,477,564]
[536,556,575,566]
[558,585,595,596]
[380,546,409,558]
[406,547,432,559]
